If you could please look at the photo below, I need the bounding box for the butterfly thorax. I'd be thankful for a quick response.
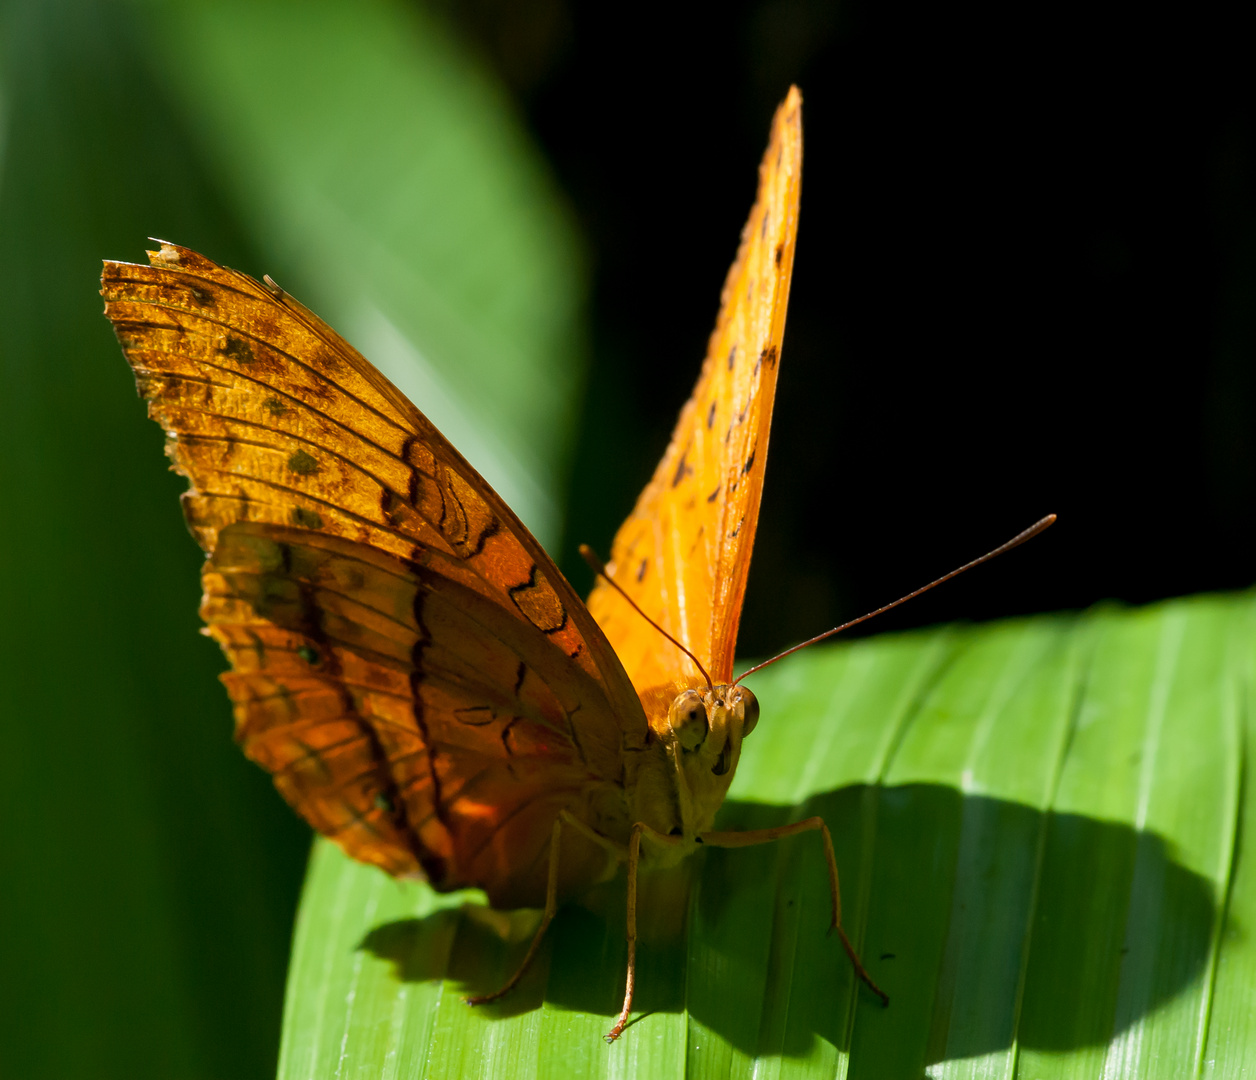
[626,684,760,865]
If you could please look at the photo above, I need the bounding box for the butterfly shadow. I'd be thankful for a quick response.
[691,783,1224,1066]
[359,782,1222,1065]
[357,860,694,1025]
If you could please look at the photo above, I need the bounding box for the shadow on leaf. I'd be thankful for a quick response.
[359,782,1218,1066]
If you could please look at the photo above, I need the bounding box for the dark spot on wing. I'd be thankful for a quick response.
[637,558,648,583]
[221,336,255,365]
[513,661,527,697]
[707,400,716,429]
[774,243,784,267]
[287,449,320,476]
[263,396,290,415]
[380,488,406,527]
[297,643,321,666]
[743,448,756,474]
[730,516,744,539]
[290,506,323,529]
[727,345,737,371]
[760,212,769,241]
[707,484,721,503]
[187,284,215,307]
[671,447,691,488]
[761,344,778,369]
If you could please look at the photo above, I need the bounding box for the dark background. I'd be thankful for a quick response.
[444,0,1256,654]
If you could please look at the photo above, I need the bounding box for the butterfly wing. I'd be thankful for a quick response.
[101,244,648,907]
[587,88,802,703]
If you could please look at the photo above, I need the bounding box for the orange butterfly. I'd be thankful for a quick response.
[101,86,885,1040]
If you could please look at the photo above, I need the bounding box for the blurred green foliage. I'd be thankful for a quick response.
[0,1,583,1076]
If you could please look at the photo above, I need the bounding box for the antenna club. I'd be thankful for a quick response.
[578,543,606,576]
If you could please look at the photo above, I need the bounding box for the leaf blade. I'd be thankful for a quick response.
[277,595,1256,1078]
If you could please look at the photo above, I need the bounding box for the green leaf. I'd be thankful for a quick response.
[275,593,1255,1078]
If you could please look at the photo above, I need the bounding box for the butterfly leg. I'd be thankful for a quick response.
[605,821,681,1043]
[464,818,565,1006]
[557,808,631,860]
[701,817,889,1005]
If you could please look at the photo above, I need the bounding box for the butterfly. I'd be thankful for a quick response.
[100,86,887,1041]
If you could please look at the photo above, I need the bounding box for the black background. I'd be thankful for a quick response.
[440,0,1256,658]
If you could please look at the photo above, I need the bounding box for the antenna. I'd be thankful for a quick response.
[734,514,1057,684]
[579,545,715,693]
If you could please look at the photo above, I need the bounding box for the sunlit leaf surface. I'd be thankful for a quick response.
[277,593,1255,1078]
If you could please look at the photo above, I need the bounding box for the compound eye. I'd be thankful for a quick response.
[669,688,709,751]
[738,687,760,737]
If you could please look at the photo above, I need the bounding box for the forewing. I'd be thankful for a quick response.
[586,88,802,696]
[101,244,646,903]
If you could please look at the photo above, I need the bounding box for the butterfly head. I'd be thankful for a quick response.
[662,684,760,838]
